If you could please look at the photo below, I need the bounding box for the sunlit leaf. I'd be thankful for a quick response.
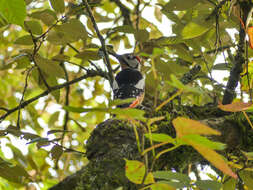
[153,171,191,187]
[124,159,155,185]
[49,0,65,13]
[52,54,70,62]
[182,134,226,150]
[47,130,71,135]
[14,35,33,45]
[47,19,88,44]
[113,25,135,33]
[75,50,100,61]
[223,177,236,190]
[0,0,26,27]
[212,63,231,70]
[172,117,221,138]
[24,20,43,35]
[35,55,65,78]
[50,144,63,160]
[134,29,149,42]
[108,98,135,107]
[64,106,146,121]
[0,157,29,184]
[218,102,252,112]
[163,0,201,11]
[195,180,222,190]
[144,133,174,143]
[239,170,253,188]
[190,142,237,179]
[248,27,253,49]
[26,137,49,145]
[182,22,211,39]
[31,9,57,26]
[150,183,176,190]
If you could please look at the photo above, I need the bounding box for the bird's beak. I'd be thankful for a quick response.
[108,51,126,68]
[108,51,121,60]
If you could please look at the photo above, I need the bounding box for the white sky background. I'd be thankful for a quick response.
[0,0,241,186]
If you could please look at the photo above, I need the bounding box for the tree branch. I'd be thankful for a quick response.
[109,0,131,25]
[16,66,34,129]
[0,70,102,123]
[82,0,114,88]
[222,2,251,104]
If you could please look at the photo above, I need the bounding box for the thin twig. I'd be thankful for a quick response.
[82,0,114,87]
[193,45,233,59]
[0,107,9,112]
[17,66,34,129]
[67,43,80,53]
[26,26,51,89]
[0,70,101,123]
[109,0,131,25]
[201,51,213,80]
[134,0,141,52]
[59,47,70,145]
[52,141,86,155]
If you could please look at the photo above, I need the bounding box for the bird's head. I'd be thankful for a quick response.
[109,52,142,71]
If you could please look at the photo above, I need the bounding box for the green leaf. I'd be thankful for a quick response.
[50,145,63,160]
[48,111,60,126]
[47,19,88,44]
[31,9,57,26]
[134,29,149,42]
[24,20,43,35]
[47,130,71,135]
[163,0,201,11]
[144,133,175,143]
[34,55,65,78]
[49,0,65,13]
[153,171,191,187]
[14,35,33,45]
[26,137,49,145]
[0,13,8,28]
[15,55,30,69]
[182,134,226,150]
[0,0,26,27]
[75,50,100,61]
[113,25,135,33]
[0,157,29,184]
[195,180,222,190]
[173,44,194,62]
[239,170,253,188]
[124,159,154,184]
[156,36,183,45]
[223,177,236,190]
[64,106,146,121]
[182,22,211,39]
[156,180,189,189]
[52,54,70,62]
[212,63,231,70]
[150,183,176,190]
[108,98,136,107]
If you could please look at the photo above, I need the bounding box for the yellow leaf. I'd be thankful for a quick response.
[125,159,155,184]
[186,139,237,179]
[218,102,252,112]
[172,117,221,138]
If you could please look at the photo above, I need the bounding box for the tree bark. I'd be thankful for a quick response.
[49,103,252,190]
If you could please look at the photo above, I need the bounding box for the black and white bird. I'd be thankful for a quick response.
[109,52,145,108]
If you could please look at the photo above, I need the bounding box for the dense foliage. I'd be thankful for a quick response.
[0,0,253,189]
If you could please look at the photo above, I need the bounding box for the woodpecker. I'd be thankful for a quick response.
[109,52,145,108]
